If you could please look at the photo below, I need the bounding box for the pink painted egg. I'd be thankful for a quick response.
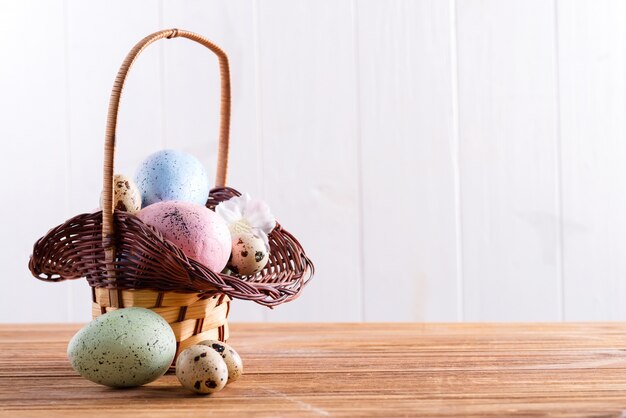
[136,201,231,272]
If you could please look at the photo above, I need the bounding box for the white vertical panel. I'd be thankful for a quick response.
[257,0,362,321]
[65,0,163,321]
[558,1,626,320]
[9,0,626,324]
[357,1,460,321]
[0,0,71,322]
[456,0,561,320]
[161,0,266,321]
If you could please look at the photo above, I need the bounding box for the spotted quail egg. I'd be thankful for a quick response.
[228,232,269,275]
[176,345,229,394]
[198,339,243,383]
[100,174,142,214]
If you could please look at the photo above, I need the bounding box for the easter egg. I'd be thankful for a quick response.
[135,149,210,207]
[176,345,229,394]
[228,232,269,275]
[67,307,176,387]
[99,174,142,214]
[136,201,231,272]
[198,339,243,383]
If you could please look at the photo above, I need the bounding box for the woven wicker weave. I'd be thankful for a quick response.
[28,29,314,358]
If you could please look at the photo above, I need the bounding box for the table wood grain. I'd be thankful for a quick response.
[3,323,626,417]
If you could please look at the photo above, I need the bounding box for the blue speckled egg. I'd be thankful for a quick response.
[135,149,210,207]
[67,307,176,387]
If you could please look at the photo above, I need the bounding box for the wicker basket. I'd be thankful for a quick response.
[28,29,314,362]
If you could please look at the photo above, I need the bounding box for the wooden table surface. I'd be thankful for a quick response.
[3,323,626,417]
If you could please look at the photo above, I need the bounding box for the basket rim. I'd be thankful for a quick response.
[29,187,314,308]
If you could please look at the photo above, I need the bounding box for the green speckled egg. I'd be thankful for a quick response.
[67,307,176,387]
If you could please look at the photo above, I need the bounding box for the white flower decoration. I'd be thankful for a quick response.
[215,193,276,250]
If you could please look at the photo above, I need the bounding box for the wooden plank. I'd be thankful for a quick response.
[357,0,460,321]
[3,323,626,416]
[255,0,362,321]
[456,0,561,320]
[557,1,626,320]
[0,0,71,322]
[161,0,266,322]
[64,0,163,322]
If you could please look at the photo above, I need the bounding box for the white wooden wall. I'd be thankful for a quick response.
[2,0,626,323]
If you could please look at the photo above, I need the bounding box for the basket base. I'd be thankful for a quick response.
[92,287,230,364]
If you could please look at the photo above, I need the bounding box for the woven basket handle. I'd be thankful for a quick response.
[102,29,231,284]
